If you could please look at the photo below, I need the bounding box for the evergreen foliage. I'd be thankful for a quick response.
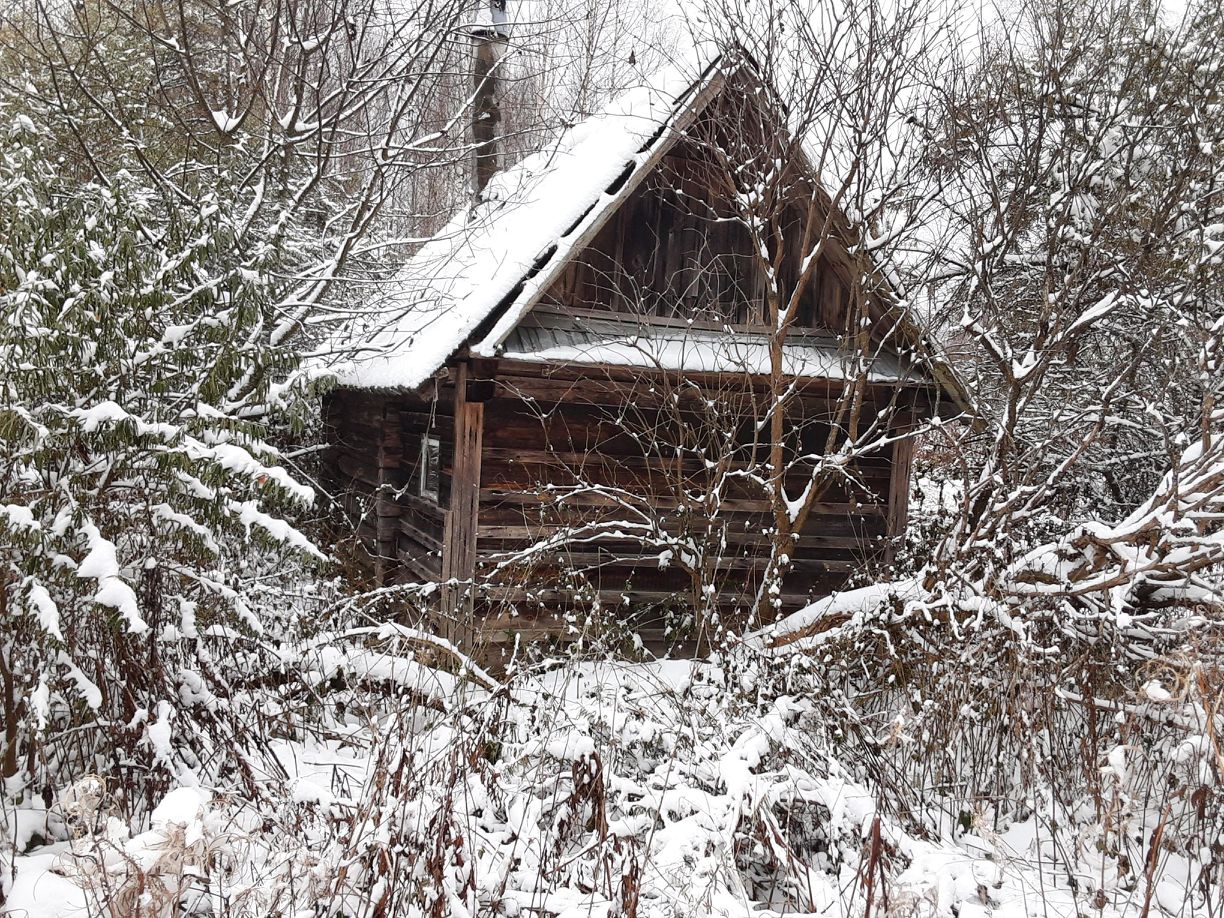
[0,90,319,801]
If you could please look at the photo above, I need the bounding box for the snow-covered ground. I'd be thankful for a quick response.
[3,655,1209,917]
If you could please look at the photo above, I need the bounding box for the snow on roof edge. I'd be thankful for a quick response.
[324,59,720,392]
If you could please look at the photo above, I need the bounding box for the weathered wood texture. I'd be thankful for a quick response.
[540,142,852,331]
[323,353,930,649]
[470,362,901,638]
[323,384,454,584]
[318,64,964,651]
[324,368,907,630]
[440,363,486,638]
[886,416,918,539]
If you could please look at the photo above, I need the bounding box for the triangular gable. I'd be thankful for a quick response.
[523,112,864,335]
[475,63,860,354]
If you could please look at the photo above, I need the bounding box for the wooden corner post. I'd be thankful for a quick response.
[885,401,917,563]
[441,362,484,643]
[374,397,402,586]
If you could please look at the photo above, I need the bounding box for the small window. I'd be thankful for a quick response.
[419,434,440,502]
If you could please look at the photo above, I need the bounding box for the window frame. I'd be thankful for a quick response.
[418,433,441,502]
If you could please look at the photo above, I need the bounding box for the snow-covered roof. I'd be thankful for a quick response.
[326,59,722,390]
[323,53,973,420]
[501,312,930,383]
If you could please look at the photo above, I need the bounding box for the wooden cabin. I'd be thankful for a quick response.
[322,53,971,646]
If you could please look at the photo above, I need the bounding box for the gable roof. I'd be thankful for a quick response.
[325,58,723,390]
[325,53,974,418]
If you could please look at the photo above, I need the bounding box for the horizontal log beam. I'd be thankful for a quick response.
[477,551,856,574]
[474,528,871,550]
[397,549,442,582]
[477,487,886,516]
[480,446,893,473]
[399,517,443,552]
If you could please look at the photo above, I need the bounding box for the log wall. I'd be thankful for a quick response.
[323,382,456,584]
[324,360,922,647]
[470,361,905,641]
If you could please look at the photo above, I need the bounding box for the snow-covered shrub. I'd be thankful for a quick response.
[54,786,228,917]
[757,576,1223,915]
[0,95,322,812]
[922,0,1224,587]
[2,630,1216,917]
[290,653,939,918]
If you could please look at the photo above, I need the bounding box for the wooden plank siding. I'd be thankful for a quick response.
[322,354,910,647]
[323,383,454,586]
[470,361,896,631]
[538,143,855,334]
